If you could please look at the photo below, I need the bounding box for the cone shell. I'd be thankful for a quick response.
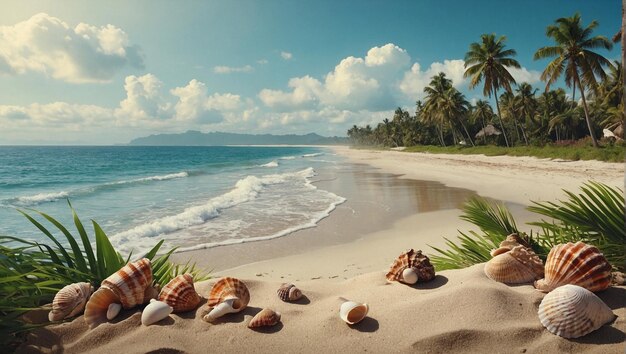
[48,282,93,322]
[248,308,281,328]
[277,283,302,302]
[158,274,202,313]
[206,277,250,311]
[386,249,435,284]
[484,245,544,284]
[538,284,615,338]
[534,242,611,293]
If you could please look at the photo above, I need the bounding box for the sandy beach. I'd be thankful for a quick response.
[19,148,625,353]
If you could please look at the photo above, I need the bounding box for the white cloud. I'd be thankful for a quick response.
[116,74,170,122]
[508,67,542,84]
[399,59,467,99]
[259,76,323,111]
[280,51,293,60]
[0,13,142,83]
[213,65,253,74]
[257,59,268,65]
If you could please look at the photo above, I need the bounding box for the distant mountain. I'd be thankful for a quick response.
[128,131,348,146]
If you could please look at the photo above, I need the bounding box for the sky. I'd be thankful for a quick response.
[0,0,620,145]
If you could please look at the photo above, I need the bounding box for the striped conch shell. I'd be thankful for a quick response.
[248,308,281,328]
[84,258,156,329]
[203,277,250,322]
[490,233,531,257]
[538,284,615,338]
[277,283,302,302]
[534,242,611,293]
[158,274,202,313]
[386,249,435,285]
[48,282,93,322]
[484,245,544,284]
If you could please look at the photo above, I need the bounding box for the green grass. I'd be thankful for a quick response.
[402,144,625,162]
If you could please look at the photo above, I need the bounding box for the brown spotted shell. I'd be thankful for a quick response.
[206,277,250,311]
[158,274,202,313]
[484,245,544,284]
[84,258,155,329]
[277,283,302,302]
[534,242,611,293]
[248,308,281,328]
[538,284,615,338]
[386,249,435,283]
[48,282,93,322]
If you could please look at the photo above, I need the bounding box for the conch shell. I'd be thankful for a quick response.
[386,249,435,285]
[538,284,615,338]
[141,299,173,326]
[490,233,531,257]
[339,301,369,325]
[484,245,544,284]
[203,277,250,322]
[48,282,93,322]
[277,283,302,302]
[158,274,202,313]
[248,308,281,328]
[84,258,156,329]
[534,242,611,293]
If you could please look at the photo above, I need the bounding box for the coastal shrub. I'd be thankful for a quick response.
[429,182,625,271]
[0,201,209,350]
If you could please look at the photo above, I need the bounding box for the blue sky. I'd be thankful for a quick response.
[0,0,619,144]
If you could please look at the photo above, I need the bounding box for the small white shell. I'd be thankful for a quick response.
[141,299,173,326]
[106,303,122,320]
[538,284,615,338]
[339,301,369,325]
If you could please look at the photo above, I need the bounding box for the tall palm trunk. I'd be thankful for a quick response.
[520,115,529,145]
[457,117,475,146]
[574,72,599,147]
[622,0,625,126]
[493,90,510,147]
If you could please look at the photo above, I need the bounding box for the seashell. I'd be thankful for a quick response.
[339,301,369,325]
[158,274,202,313]
[203,277,250,322]
[277,283,302,302]
[107,303,122,320]
[538,284,615,338]
[386,249,435,285]
[534,242,611,293]
[484,245,544,284]
[48,282,93,322]
[248,308,281,328]
[141,299,173,326]
[84,258,154,329]
[490,234,531,257]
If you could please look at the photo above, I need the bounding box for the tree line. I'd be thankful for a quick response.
[347,13,623,148]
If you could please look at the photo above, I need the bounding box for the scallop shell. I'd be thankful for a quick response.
[277,283,302,302]
[248,308,281,328]
[48,282,93,322]
[538,284,615,338]
[534,242,611,293]
[484,245,544,284]
[339,301,369,325]
[84,258,155,329]
[158,274,202,313]
[386,249,435,284]
[141,299,173,326]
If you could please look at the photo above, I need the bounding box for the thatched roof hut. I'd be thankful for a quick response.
[475,124,501,138]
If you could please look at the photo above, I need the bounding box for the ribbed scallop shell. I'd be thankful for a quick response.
[484,245,544,284]
[277,283,302,302]
[538,284,615,338]
[386,249,435,283]
[158,274,202,313]
[84,258,154,329]
[534,242,611,293]
[206,277,250,310]
[48,282,93,322]
[248,308,281,328]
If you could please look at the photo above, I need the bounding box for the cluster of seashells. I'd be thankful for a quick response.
[483,235,615,338]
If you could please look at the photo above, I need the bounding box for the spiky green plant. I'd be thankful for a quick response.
[0,202,210,350]
[429,182,625,271]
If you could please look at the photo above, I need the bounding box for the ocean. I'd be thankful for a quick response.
[0,146,345,256]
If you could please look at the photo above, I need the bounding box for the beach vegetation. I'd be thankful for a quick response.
[429,181,625,271]
[0,202,209,350]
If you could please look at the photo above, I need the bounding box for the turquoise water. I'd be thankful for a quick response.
[0,146,344,255]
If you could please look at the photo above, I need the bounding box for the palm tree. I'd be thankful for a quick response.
[513,83,538,145]
[471,100,495,143]
[464,33,521,147]
[534,13,614,147]
[423,73,454,146]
